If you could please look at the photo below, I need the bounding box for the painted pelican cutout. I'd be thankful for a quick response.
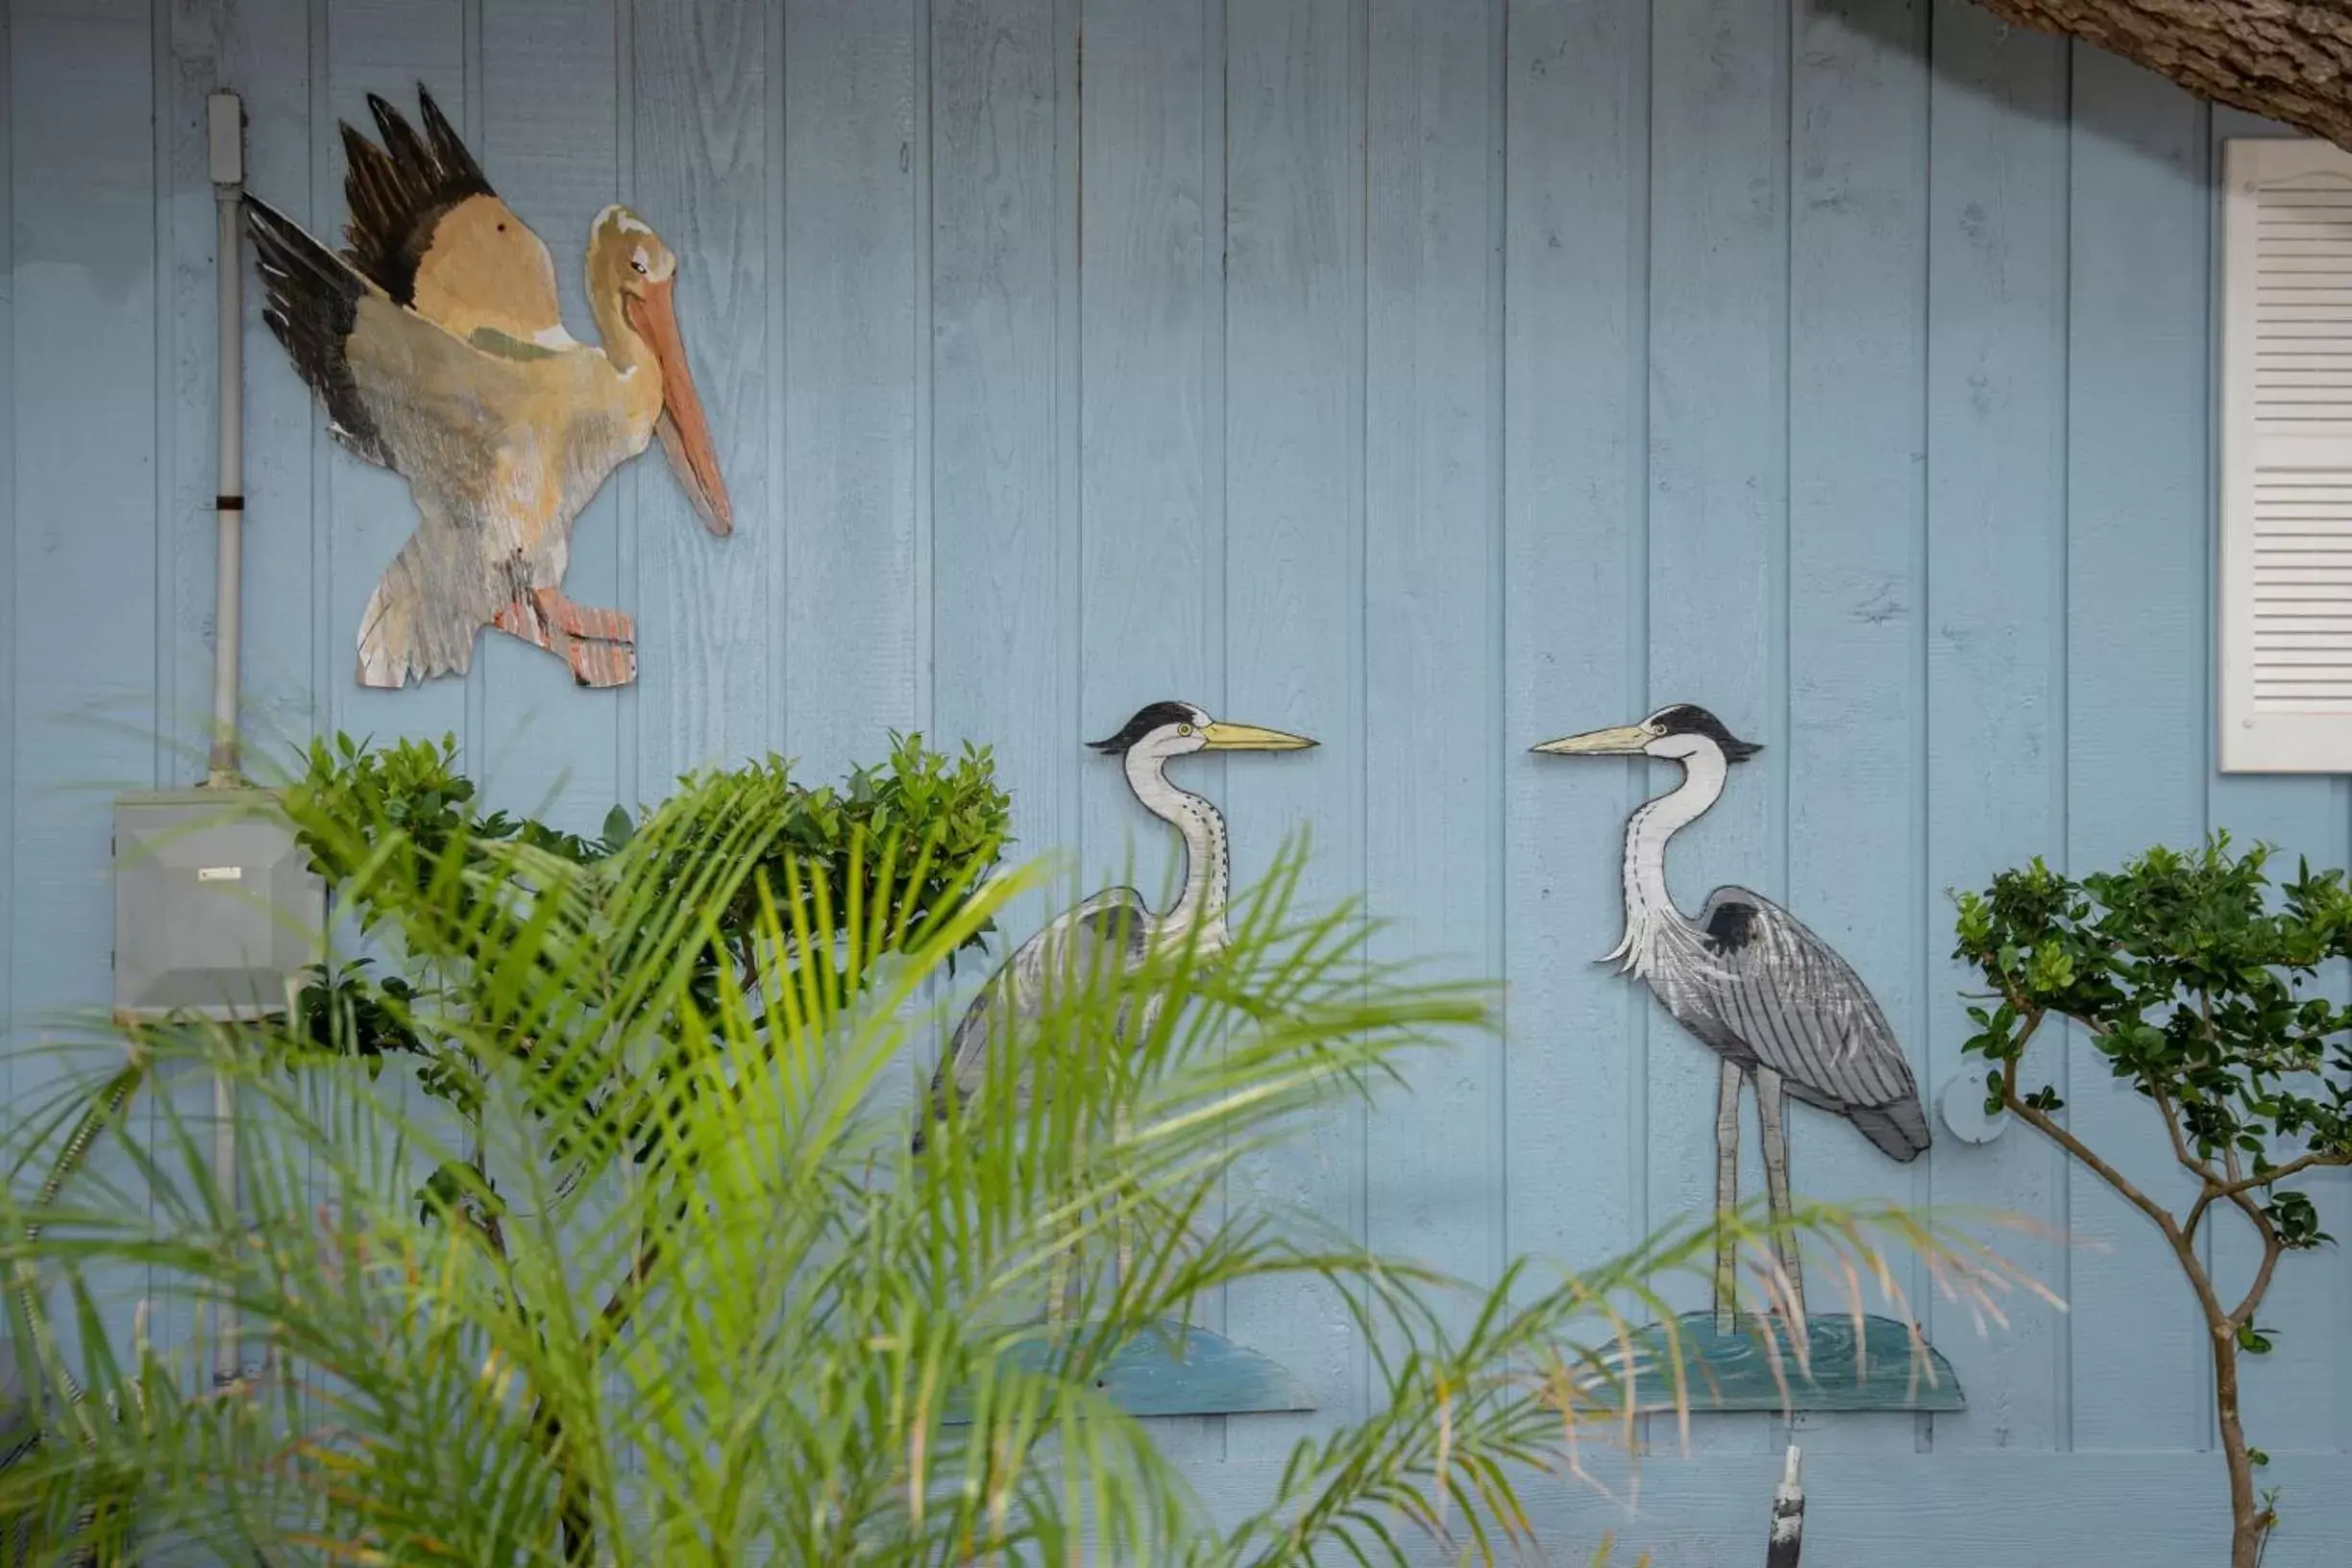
[1532,705,1930,1333]
[246,85,731,689]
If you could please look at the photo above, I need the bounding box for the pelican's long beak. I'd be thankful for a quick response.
[1531,723,1654,756]
[1200,721,1317,751]
[625,277,734,537]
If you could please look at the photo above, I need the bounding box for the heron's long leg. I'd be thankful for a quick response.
[1046,1242,1073,1328]
[1114,1109,1135,1286]
[1715,1057,1743,1334]
[1754,1065,1804,1322]
[1114,996,1162,1304]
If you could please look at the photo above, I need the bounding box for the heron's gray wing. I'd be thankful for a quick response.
[923,887,1152,1118]
[1685,887,1929,1161]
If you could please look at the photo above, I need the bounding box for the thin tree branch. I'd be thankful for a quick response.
[589,1233,664,1355]
[1994,1011,2238,1332]
[1996,1014,2183,1242]
[2188,1188,2218,1247]
[2232,1226,2288,1331]
[469,1127,507,1260]
[2148,1082,2231,1246]
[2214,1149,2352,1200]
[2003,1081,2184,1241]
[2148,1083,2216,1185]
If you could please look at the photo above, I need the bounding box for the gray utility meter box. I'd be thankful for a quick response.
[112,788,326,1020]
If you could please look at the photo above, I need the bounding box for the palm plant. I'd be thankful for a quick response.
[0,766,2025,1566]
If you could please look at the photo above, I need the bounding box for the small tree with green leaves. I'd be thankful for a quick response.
[1954,834,2352,1568]
[281,729,1013,1222]
[0,731,1015,1564]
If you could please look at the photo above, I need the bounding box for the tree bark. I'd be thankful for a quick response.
[1971,0,2352,155]
[2210,1327,2269,1568]
[1993,1023,2278,1567]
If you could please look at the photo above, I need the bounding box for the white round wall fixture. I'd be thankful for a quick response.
[1937,1074,2008,1146]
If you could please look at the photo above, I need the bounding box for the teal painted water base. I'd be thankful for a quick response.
[942,1321,1316,1423]
[1611,1313,1965,1414]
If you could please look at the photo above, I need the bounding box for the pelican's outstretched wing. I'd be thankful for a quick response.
[338,86,564,345]
[1673,887,1930,1162]
[248,194,393,468]
[915,887,1152,1151]
[249,196,510,477]
[249,197,623,481]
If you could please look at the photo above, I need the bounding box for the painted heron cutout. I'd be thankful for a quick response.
[1531,705,1931,1339]
[246,86,731,690]
[917,700,1315,1176]
[914,701,1322,1421]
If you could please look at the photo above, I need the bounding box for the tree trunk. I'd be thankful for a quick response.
[2210,1328,2268,1568]
[1970,0,2352,156]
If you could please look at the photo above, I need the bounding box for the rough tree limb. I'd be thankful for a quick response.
[1971,0,2352,154]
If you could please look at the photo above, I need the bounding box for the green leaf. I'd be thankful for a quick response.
[415,1159,502,1228]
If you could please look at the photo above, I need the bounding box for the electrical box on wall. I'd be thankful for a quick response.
[112,789,324,1021]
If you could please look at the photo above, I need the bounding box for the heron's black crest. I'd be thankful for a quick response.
[1089,701,1202,753]
[1652,703,1763,762]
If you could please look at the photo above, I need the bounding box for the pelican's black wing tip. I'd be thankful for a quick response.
[336,80,494,304]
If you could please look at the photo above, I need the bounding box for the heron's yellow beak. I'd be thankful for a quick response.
[1531,723,1654,756]
[1200,721,1317,751]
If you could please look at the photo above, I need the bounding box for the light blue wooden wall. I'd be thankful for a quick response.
[8,0,2352,1560]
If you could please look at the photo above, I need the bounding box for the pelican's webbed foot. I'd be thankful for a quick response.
[493,587,638,688]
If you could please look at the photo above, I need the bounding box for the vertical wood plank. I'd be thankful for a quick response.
[1923,0,2070,1452]
[0,0,16,1126]
[324,0,468,753]
[2204,787,2352,1454]
[2065,46,2213,1455]
[167,0,316,784]
[11,0,159,877]
[311,0,475,1252]
[1501,0,1649,1334]
[477,0,622,831]
[1784,0,1928,1454]
[782,0,919,781]
[1361,0,1500,1377]
[475,7,627,1420]
[1078,0,1220,1457]
[1648,0,1786,1457]
[614,0,642,811]
[930,0,1077,995]
[12,0,158,1358]
[158,0,316,1374]
[2201,106,2350,1458]
[1077,0,1214,982]
[632,0,769,779]
[912,0,933,752]
[1222,0,1366,1452]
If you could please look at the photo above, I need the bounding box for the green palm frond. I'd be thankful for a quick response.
[0,762,2026,1567]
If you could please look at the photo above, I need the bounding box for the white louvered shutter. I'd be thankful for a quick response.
[2220,139,2352,771]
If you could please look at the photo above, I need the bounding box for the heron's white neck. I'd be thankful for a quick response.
[1605,747,1727,974]
[1126,750,1230,943]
